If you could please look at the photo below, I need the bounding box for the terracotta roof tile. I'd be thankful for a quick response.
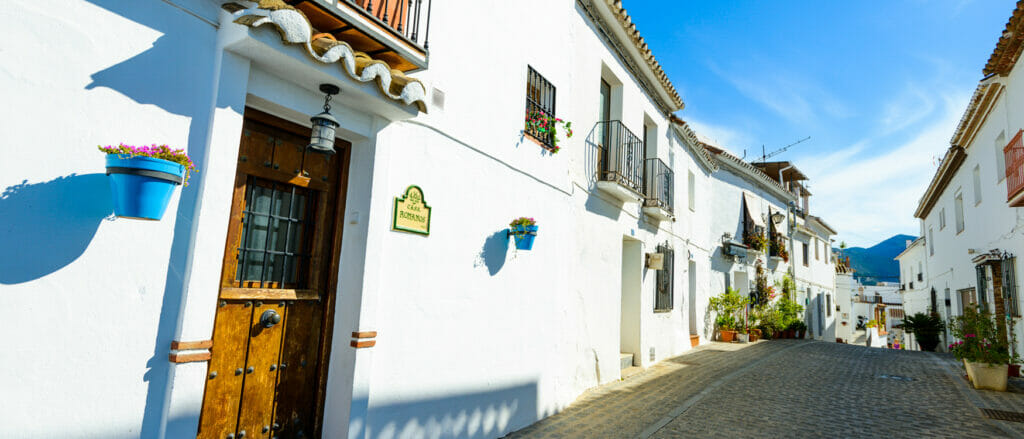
[984,0,1024,76]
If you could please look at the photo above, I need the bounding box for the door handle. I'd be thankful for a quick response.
[260,309,282,328]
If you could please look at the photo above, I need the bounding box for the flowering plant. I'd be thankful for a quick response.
[769,233,789,262]
[525,110,573,153]
[99,143,198,185]
[509,217,537,228]
[743,230,768,252]
[948,305,1010,364]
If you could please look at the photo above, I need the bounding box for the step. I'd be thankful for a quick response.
[620,353,634,370]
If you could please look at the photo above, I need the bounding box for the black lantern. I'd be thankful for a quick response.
[308,84,341,155]
[771,210,785,225]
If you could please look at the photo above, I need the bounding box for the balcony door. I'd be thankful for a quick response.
[197,109,350,439]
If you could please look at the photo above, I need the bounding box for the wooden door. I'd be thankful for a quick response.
[198,109,349,439]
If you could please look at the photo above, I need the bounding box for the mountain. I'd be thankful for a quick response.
[834,234,917,285]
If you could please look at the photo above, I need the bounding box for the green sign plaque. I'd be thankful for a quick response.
[392,185,431,235]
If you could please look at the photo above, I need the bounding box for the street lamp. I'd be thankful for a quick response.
[307,84,341,155]
[771,210,785,225]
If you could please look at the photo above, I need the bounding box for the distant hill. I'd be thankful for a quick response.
[834,234,917,285]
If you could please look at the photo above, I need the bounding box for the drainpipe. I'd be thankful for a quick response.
[788,200,797,300]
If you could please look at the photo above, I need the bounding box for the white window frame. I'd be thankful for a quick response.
[939,208,946,230]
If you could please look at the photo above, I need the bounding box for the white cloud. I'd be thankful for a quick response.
[799,91,970,247]
[708,62,852,124]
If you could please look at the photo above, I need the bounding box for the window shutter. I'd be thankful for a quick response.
[1004,258,1018,317]
[976,265,988,313]
[655,243,674,311]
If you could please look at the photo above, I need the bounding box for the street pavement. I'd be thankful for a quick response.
[506,340,1024,438]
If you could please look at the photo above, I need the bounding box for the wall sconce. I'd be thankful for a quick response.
[307,84,341,155]
[771,211,785,225]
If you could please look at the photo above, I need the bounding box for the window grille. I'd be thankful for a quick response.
[1003,257,1019,317]
[976,266,988,313]
[525,66,557,147]
[655,243,674,311]
[235,177,316,289]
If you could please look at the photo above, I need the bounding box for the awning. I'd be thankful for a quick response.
[744,192,765,228]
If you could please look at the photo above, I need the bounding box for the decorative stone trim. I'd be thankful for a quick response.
[233,1,428,112]
[350,330,377,349]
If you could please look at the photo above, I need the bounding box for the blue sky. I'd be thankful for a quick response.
[626,1,1017,247]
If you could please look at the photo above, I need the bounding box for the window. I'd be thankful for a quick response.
[1003,257,1019,317]
[525,66,557,148]
[928,228,934,255]
[236,178,315,289]
[802,243,809,266]
[815,239,820,260]
[973,165,982,205]
[996,131,1007,181]
[688,170,695,211]
[939,208,946,230]
[826,294,832,317]
[976,265,989,313]
[655,243,674,311]
[955,192,965,233]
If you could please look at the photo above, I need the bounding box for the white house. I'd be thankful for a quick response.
[912,1,1024,359]
[895,237,936,350]
[0,1,755,438]
[834,259,857,343]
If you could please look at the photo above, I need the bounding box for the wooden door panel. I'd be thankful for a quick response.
[237,301,287,438]
[273,136,305,177]
[273,301,324,438]
[198,302,253,439]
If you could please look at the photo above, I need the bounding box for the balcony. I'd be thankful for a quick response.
[642,158,674,221]
[595,121,644,203]
[1005,129,1024,207]
[290,0,432,71]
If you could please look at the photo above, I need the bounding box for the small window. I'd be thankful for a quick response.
[688,171,696,211]
[815,239,820,260]
[973,165,982,205]
[939,208,946,230]
[525,66,557,148]
[802,243,809,266]
[929,228,934,255]
[996,131,1007,181]
[827,294,832,317]
[955,192,965,233]
[655,243,674,312]
[236,178,316,289]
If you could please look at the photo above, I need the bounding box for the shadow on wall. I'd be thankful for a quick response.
[351,382,538,438]
[82,1,222,438]
[474,229,510,276]
[0,174,112,284]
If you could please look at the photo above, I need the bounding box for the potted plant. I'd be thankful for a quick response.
[524,110,573,153]
[709,287,748,343]
[99,143,197,220]
[716,315,737,342]
[901,312,944,352]
[509,217,538,250]
[949,305,1010,391]
[788,321,807,339]
[743,230,768,254]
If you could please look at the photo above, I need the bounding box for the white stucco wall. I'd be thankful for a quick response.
[919,58,1024,356]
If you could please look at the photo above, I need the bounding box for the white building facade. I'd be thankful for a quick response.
[912,2,1024,359]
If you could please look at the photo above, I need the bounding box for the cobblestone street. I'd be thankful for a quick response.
[507,340,1024,438]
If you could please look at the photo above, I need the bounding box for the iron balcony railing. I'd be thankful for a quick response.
[596,120,644,194]
[525,66,557,148]
[345,0,432,50]
[644,158,673,213]
[1005,129,1024,206]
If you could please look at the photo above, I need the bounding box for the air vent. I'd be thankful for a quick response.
[982,409,1024,423]
[431,87,445,110]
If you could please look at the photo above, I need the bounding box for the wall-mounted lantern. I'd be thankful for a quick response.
[307,84,341,155]
[771,210,785,225]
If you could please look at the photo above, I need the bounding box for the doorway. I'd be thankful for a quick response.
[620,238,642,368]
[197,109,350,439]
[688,260,697,336]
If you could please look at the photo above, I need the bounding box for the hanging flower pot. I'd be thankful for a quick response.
[99,144,196,220]
[508,217,538,250]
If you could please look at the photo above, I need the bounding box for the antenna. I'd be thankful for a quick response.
[757,136,810,163]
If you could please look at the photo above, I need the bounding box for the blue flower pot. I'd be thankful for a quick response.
[105,155,185,220]
[511,225,538,250]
